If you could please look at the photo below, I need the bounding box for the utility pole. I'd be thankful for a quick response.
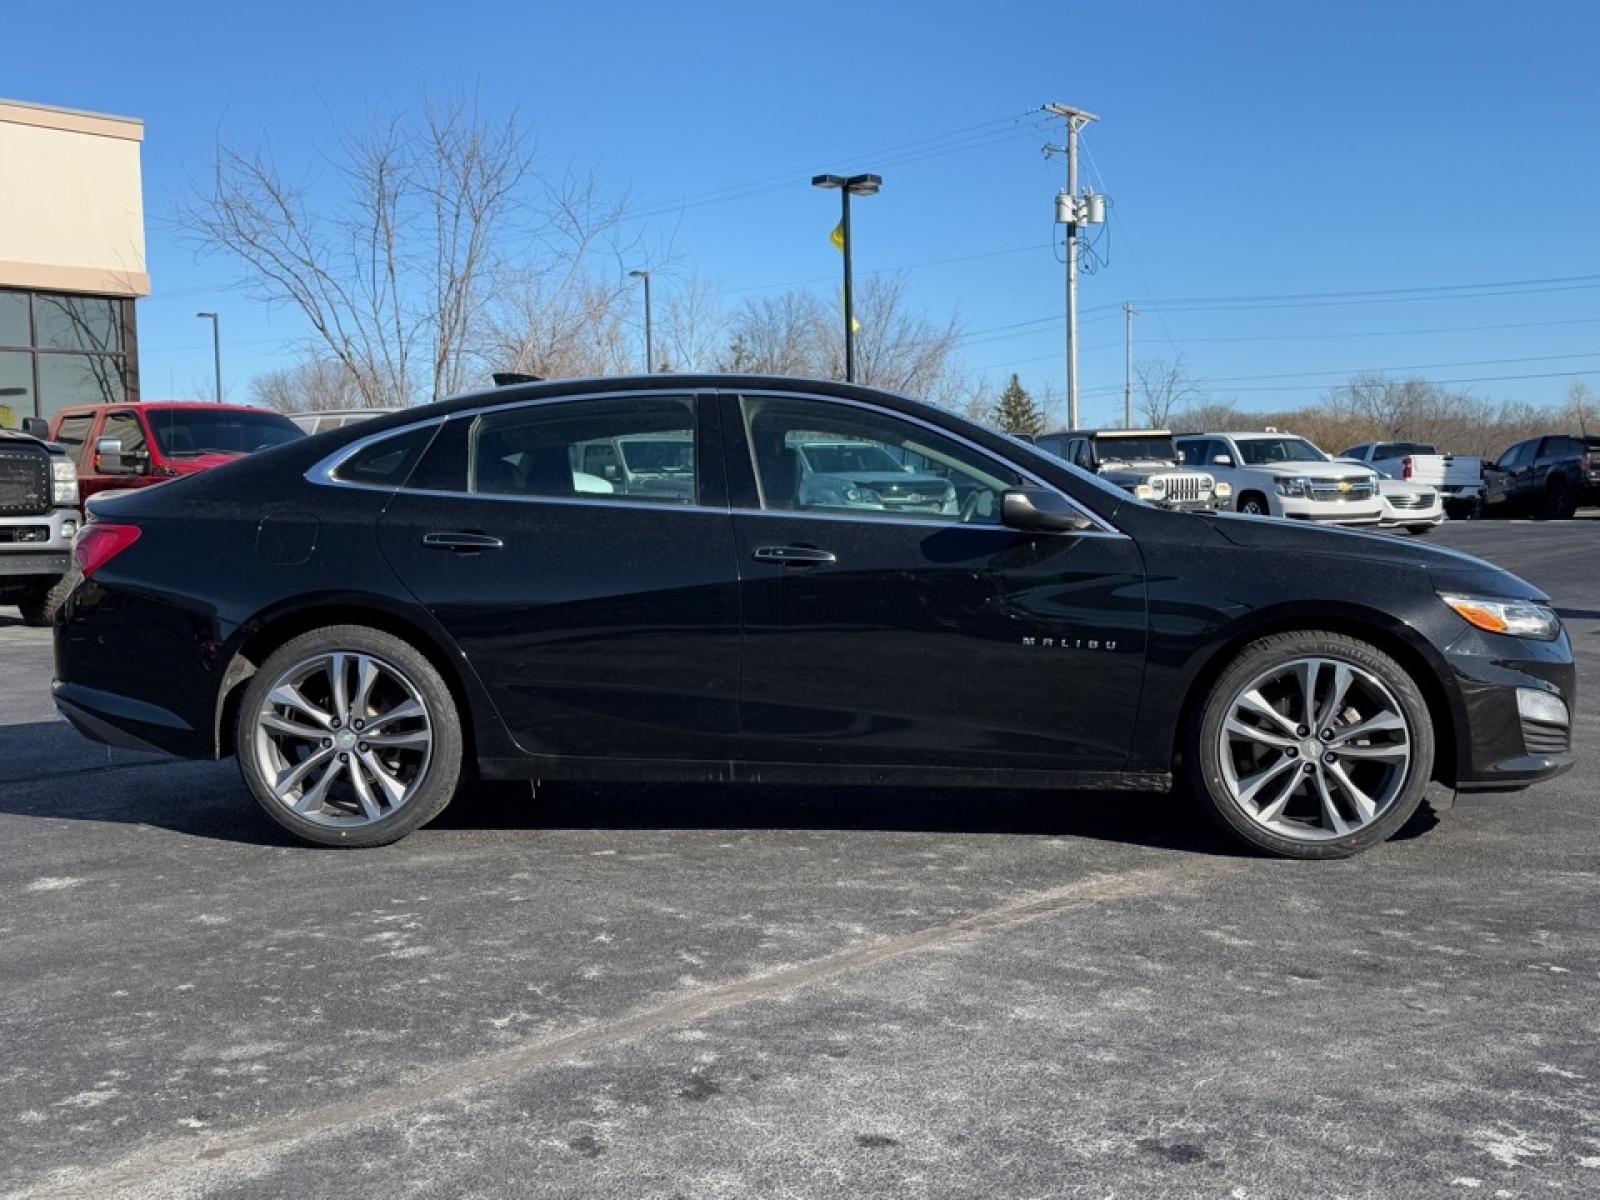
[1044,103,1100,431]
[1124,302,1138,428]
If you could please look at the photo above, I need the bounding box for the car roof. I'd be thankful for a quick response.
[56,401,294,416]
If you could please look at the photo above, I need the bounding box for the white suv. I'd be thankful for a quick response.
[1175,432,1383,526]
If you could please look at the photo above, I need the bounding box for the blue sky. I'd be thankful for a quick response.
[10,0,1598,423]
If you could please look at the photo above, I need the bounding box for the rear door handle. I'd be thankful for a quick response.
[423,532,504,552]
[753,545,836,567]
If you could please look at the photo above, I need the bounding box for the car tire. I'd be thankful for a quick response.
[1544,477,1577,521]
[1405,524,1435,536]
[1187,631,1434,859]
[1237,492,1270,516]
[236,625,464,848]
[17,573,75,627]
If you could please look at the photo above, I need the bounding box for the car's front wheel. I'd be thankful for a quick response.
[237,625,463,847]
[1237,492,1271,516]
[1188,631,1434,859]
[17,573,75,627]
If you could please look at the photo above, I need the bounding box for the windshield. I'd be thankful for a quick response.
[797,442,907,474]
[1095,435,1177,461]
[146,409,304,458]
[1237,436,1327,465]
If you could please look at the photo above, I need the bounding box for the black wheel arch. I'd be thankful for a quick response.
[213,596,509,768]
[1160,605,1463,790]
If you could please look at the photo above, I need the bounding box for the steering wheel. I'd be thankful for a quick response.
[958,490,982,523]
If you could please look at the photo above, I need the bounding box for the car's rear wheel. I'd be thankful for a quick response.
[237,625,463,847]
[1188,631,1433,859]
[1544,477,1577,520]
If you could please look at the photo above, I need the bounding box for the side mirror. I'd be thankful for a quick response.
[1212,454,1234,467]
[21,417,50,439]
[95,436,145,476]
[1001,487,1094,532]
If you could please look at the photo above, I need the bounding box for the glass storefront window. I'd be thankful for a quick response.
[0,350,35,427]
[0,292,29,349]
[38,353,126,420]
[35,294,123,353]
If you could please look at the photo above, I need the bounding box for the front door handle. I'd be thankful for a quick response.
[422,532,504,552]
[753,545,836,567]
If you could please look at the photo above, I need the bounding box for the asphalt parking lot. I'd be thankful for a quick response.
[2,520,1596,1199]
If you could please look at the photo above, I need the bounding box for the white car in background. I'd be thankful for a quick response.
[1175,431,1384,526]
[1336,460,1445,535]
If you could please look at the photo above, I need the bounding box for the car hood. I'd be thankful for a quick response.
[1241,460,1374,478]
[1204,512,1546,600]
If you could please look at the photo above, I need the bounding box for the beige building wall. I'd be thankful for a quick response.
[0,100,149,298]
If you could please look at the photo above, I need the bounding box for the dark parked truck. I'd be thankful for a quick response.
[0,426,81,625]
[1482,433,1600,519]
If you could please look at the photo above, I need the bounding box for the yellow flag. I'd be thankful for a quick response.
[830,222,846,252]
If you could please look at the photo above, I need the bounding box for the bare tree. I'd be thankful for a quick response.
[848,275,965,397]
[1561,380,1597,434]
[183,93,631,406]
[250,358,373,413]
[483,274,636,381]
[718,291,829,377]
[1135,357,1205,428]
[654,272,730,374]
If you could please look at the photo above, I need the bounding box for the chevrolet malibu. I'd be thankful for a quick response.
[54,375,1576,858]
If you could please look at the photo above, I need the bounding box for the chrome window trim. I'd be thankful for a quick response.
[305,417,449,492]
[306,385,1121,535]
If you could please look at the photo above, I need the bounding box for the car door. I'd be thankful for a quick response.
[1486,439,1535,508]
[374,389,744,763]
[721,389,1148,772]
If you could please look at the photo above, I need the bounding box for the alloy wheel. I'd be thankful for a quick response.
[249,650,435,829]
[1213,654,1412,843]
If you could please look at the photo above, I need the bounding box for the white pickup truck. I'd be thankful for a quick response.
[1175,431,1384,526]
[1337,441,1483,517]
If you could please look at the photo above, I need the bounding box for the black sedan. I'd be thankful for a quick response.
[54,375,1576,858]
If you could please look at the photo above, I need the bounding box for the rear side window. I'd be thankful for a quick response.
[52,414,95,452]
[332,426,437,488]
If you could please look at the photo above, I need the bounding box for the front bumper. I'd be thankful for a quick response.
[1442,625,1576,790]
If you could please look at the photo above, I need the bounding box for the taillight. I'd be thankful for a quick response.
[75,524,142,578]
[1401,456,1413,480]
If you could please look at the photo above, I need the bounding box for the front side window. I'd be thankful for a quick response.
[741,394,1023,525]
[469,394,697,504]
[101,412,146,459]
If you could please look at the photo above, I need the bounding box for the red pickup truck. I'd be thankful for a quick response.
[47,402,304,505]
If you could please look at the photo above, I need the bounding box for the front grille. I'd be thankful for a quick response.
[1386,491,1436,511]
[1522,718,1570,757]
[0,448,52,516]
[1156,474,1209,504]
[1307,477,1375,502]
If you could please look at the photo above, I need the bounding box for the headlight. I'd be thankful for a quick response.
[1440,593,1562,641]
[51,456,78,506]
[1213,481,1232,498]
[1274,477,1312,498]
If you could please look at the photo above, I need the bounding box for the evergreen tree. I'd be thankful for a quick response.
[993,374,1046,437]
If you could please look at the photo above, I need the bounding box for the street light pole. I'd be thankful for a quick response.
[627,270,654,373]
[812,172,881,383]
[196,312,222,402]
